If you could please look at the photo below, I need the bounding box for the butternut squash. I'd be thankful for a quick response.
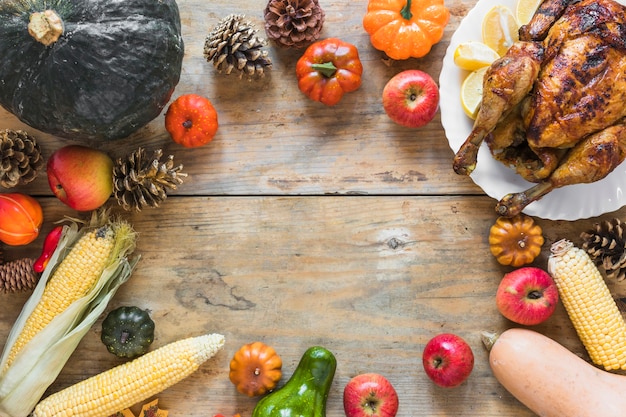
[482,328,626,417]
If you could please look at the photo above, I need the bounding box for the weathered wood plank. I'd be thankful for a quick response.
[2,197,623,416]
[0,0,481,197]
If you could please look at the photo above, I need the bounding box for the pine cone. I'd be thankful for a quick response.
[112,148,188,211]
[264,0,325,48]
[204,14,272,79]
[0,129,44,188]
[581,218,626,281]
[0,258,38,293]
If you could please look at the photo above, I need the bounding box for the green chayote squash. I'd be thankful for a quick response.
[101,306,155,359]
[252,346,337,417]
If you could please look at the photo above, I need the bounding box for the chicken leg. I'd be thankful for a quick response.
[485,98,565,182]
[453,41,544,176]
[495,121,626,217]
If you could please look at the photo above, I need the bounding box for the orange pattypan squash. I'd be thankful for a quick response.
[363,0,450,60]
[164,94,219,148]
[0,193,43,246]
[489,214,544,267]
[229,341,282,397]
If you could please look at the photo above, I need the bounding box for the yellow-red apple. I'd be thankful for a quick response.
[343,373,399,417]
[422,333,474,388]
[495,267,559,326]
[46,145,114,211]
[382,70,440,128]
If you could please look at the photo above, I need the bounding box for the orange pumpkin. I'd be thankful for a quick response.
[229,341,282,397]
[164,94,219,148]
[489,214,544,267]
[362,0,450,60]
[0,193,43,246]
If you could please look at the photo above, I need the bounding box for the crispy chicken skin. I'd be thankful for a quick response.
[518,0,570,41]
[452,41,543,176]
[452,0,626,215]
[525,0,626,149]
[497,120,626,216]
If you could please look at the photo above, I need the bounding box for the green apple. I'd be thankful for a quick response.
[47,145,114,211]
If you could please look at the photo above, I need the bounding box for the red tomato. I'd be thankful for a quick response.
[295,38,363,106]
[0,193,43,246]
[164,94,219,148]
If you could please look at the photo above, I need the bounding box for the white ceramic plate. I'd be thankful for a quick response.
[439,0,626,220]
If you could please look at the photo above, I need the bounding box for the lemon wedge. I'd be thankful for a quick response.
[482,5,519,56]
[460,66,488,119]
[516,0,542,25]
[453,41,500,71]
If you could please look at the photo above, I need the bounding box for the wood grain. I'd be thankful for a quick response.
[3,197,625,417]
[1,0,626,416]
[0,0,480,198]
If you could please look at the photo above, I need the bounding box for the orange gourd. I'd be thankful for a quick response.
[362,0,450,60]
[489,214,544,267]
[164,94,219,148]
[0,193,43,246]
[229,341,282,397]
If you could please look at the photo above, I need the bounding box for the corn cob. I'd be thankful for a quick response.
[32,333,225,417]
[548,238,626,370]
[3,225,119,370]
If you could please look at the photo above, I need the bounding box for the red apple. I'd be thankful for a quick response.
[382,69,440,128]
[47,145,114,211]
[496,267,559,326]
[343,373,399,417]
[422,333,474,388]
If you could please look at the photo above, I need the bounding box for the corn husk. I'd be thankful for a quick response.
[0,211,139,417]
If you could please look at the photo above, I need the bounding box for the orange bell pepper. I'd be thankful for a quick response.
[295,38,363,106]
[363,0,450,60]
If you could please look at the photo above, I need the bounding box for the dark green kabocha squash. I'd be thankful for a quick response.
[0,0,184,142]
[101,306,155,359]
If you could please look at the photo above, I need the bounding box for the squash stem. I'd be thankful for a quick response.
[312,62,337,78]
[400,0,413,20]
[481,331,500,352]
[28,10,64,46]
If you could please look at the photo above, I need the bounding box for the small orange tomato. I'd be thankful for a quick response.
[164,94,219,148]
[0,193,43,246]
[229,341,282,397]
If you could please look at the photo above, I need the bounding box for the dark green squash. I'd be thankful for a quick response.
[101,306,155,359]
[0,0,184,142]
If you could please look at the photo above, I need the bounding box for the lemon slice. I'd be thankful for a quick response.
[516,0,542,25]
[460,66,488,119]
[453,41,500,71]
[482,5,519,56]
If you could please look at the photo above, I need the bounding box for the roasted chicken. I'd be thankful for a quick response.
[453,0,626,216]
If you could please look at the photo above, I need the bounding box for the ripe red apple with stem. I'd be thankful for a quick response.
[496,267,559,326]
[382,69,440,128]
[343,373,399,417]
[47,145,114,211]
[422,333,474,388]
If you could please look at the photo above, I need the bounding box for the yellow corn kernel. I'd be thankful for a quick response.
[4,226,116,370]
[32,333,225,417]
[548,239,626,370]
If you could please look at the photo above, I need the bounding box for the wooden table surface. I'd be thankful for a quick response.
[2,0,625,416]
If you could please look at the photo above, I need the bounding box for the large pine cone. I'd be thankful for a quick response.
[204,14,272,79]
[264,0,325,48]
[112,148,187,212]
[0,129,44,188]
[581,218,626,281]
